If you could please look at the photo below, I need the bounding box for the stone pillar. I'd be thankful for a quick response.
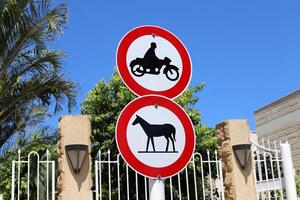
[57,115,93,200]
[216,120,256,200]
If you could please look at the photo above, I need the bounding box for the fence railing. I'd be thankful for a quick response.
[10,140,297,199]
[94,150,225,200]
[251,138,297,200]
[11,150,55,200]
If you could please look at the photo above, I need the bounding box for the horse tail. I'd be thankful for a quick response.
[172,127,176,141]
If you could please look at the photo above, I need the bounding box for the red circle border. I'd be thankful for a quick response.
[116,25,192,99]
[115,95,195,178]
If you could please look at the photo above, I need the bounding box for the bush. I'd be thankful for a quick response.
[296,170,300,197]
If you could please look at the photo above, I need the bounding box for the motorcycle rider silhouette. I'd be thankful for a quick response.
[142,42,160,71]
[129,42,180,81]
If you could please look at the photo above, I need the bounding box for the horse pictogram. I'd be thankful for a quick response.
[132,115,177,153]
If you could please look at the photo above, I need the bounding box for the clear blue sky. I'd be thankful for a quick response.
[49,0,300,130]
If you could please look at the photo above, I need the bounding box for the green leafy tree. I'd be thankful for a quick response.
[0,0,76,148]
[82,71,217,199]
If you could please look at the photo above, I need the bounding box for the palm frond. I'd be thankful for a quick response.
[0,0,76,148]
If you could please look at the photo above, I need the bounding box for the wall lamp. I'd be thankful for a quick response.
[65,144,88,174]
[232,144,251,170]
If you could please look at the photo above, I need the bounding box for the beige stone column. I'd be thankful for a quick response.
[216,120,256,200]
[57,115,93,200]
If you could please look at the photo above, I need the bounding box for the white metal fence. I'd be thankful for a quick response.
[94,150,225,200]
[10,141,297,200]
[10,149,55,200]
[250,139,298,200]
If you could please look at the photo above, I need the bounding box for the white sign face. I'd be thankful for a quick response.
[127,105,185,168]
[126,35,183,92]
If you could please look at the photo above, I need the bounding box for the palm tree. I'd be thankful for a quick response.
[0,0,76,148]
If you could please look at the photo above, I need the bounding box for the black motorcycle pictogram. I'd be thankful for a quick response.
[132,115,177,153]
[130,42,180,81]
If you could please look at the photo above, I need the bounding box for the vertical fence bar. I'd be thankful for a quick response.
[99,150,102,200]
[251,148,258,189]
[17,149,21,200]
[274,142,284,199]
[261,138,264,198]
[126,164,129,200]
[108,150,111,200]
[144,177,148,200]
[117,155,121,200]
[200,155,205,200]
[262,139,267,200]
[46,150,49,200]
[267,140,277,200]
[135,172,138,200]
[95,160,99,200]
[257,149,263,185]
[169,177,173,200]
[27,153,30,200]
[261,141,269,199]
[185,167,190,200]
[269,153,277,199]
[51,161,55,200]
[178,173,182,200]
[215,150,221,198]
[263,152,271,199]
[207,150,213,199]
[11,161,15,200]
[219,160,225,200]
[257,149,263,199]
[37,155,40,200]
[192,155,198,200]
[252,148,259,200]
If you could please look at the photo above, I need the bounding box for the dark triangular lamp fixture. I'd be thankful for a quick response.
[232,144,251,170]
[65,144,88,174]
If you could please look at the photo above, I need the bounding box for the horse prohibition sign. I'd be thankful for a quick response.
[116,95,195,178]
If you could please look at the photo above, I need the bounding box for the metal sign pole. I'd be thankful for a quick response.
[148,178,165,200]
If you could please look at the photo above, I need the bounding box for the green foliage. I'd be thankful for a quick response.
[296,170,300,197]
[0,127,57,200]
[0,0,77,148]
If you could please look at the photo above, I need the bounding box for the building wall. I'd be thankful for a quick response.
[254,89,300,169]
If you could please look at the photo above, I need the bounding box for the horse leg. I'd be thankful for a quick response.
[150,137,155,152]
[170,137,176,152]
[146,137,150,152]
[165,137,169,152]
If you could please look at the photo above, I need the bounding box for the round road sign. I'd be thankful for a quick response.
[116,25,192,99]
[116,95,195,178]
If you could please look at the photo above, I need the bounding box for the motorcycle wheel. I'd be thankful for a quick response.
[131,64,144,77]
[165,67,179,81]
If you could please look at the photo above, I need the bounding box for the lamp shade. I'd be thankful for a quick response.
[65,144,88,174]
[232,144,251,169]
